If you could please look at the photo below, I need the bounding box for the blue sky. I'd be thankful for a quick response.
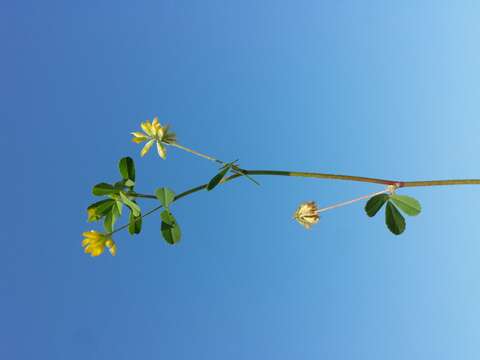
[4,1,480,359]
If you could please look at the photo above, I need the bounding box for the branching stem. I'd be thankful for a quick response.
[113,169,480,236]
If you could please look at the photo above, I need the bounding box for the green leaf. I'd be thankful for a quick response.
[160,210,181,244]
[385,202,406,235]
[119,192,141,217]
[365,194,390,217]
[112,200,121,217]
[113,181,125,190]
[207,165,231,191]
[92,183,116,196]
[390,194,421,216]
[119,157,136,182]
[155,187,176,208]
[128,211,142,235]
[115,200,123,216]
[87,199,115,221]
[103,209,117,233]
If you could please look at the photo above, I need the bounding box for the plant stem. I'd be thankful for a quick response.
[169,142,260,185]
[129,170,480,201]
[169,143,223,164]
[317,189,390,213]
[117,170,480,236]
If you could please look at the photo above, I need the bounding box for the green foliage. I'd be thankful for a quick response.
[92,183,117,196]
[119,191,141,217]
[155,187,176,209]
[390,194,421,216]
[385,202,406,235]
[104,209,116,233]
[88,157,145,235]
[366,193,421,235]
[86,139,437,253]
[128,211,142,235]
[160,210,181,244]
[115,200,123,216]
[113,181,126,190]
[119,157,136,182]
[155,188,180,243]
[87,199,115,222]
[365,194,389,217]
[207,164,232,191]
[93,157,138,198]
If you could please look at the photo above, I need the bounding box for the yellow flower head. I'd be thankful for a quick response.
[293,201,320,229]
[82,230,117,257]
[131,117,177,159]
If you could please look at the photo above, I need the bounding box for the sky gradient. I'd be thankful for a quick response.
[4,1,480,359]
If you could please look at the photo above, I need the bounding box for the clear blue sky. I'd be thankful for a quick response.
[4,1,480,359]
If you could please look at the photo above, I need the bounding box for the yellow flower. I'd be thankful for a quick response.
[105,239,117,256]
[81,230,117,257]
[131,117,176,159]
[293,201,320,229]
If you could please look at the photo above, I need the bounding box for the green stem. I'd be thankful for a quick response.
[114,169,480,236]
[169,142,260,185]
[401,179,480,187]
[169,143,223,164]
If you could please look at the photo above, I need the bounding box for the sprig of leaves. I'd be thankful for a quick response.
[365,193,421,235]
[156,187,181,244]
[88,157,142,234]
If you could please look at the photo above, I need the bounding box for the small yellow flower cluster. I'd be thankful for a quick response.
[82,230,117,257]
[293,201,320,229]
[131,117,176,159]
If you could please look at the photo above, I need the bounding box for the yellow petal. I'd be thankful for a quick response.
[140,139,155,157]
[82,238,91,247]
[156,142,167,159]
[132,136,148,144]
[82,231,103,240]
[85,245,103,256]
[108,244,117,256]
[105,239,114,248]
[140,121,153,136]
[131,132,147,138]
[91,247,104,257]
[152,117,160,128]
